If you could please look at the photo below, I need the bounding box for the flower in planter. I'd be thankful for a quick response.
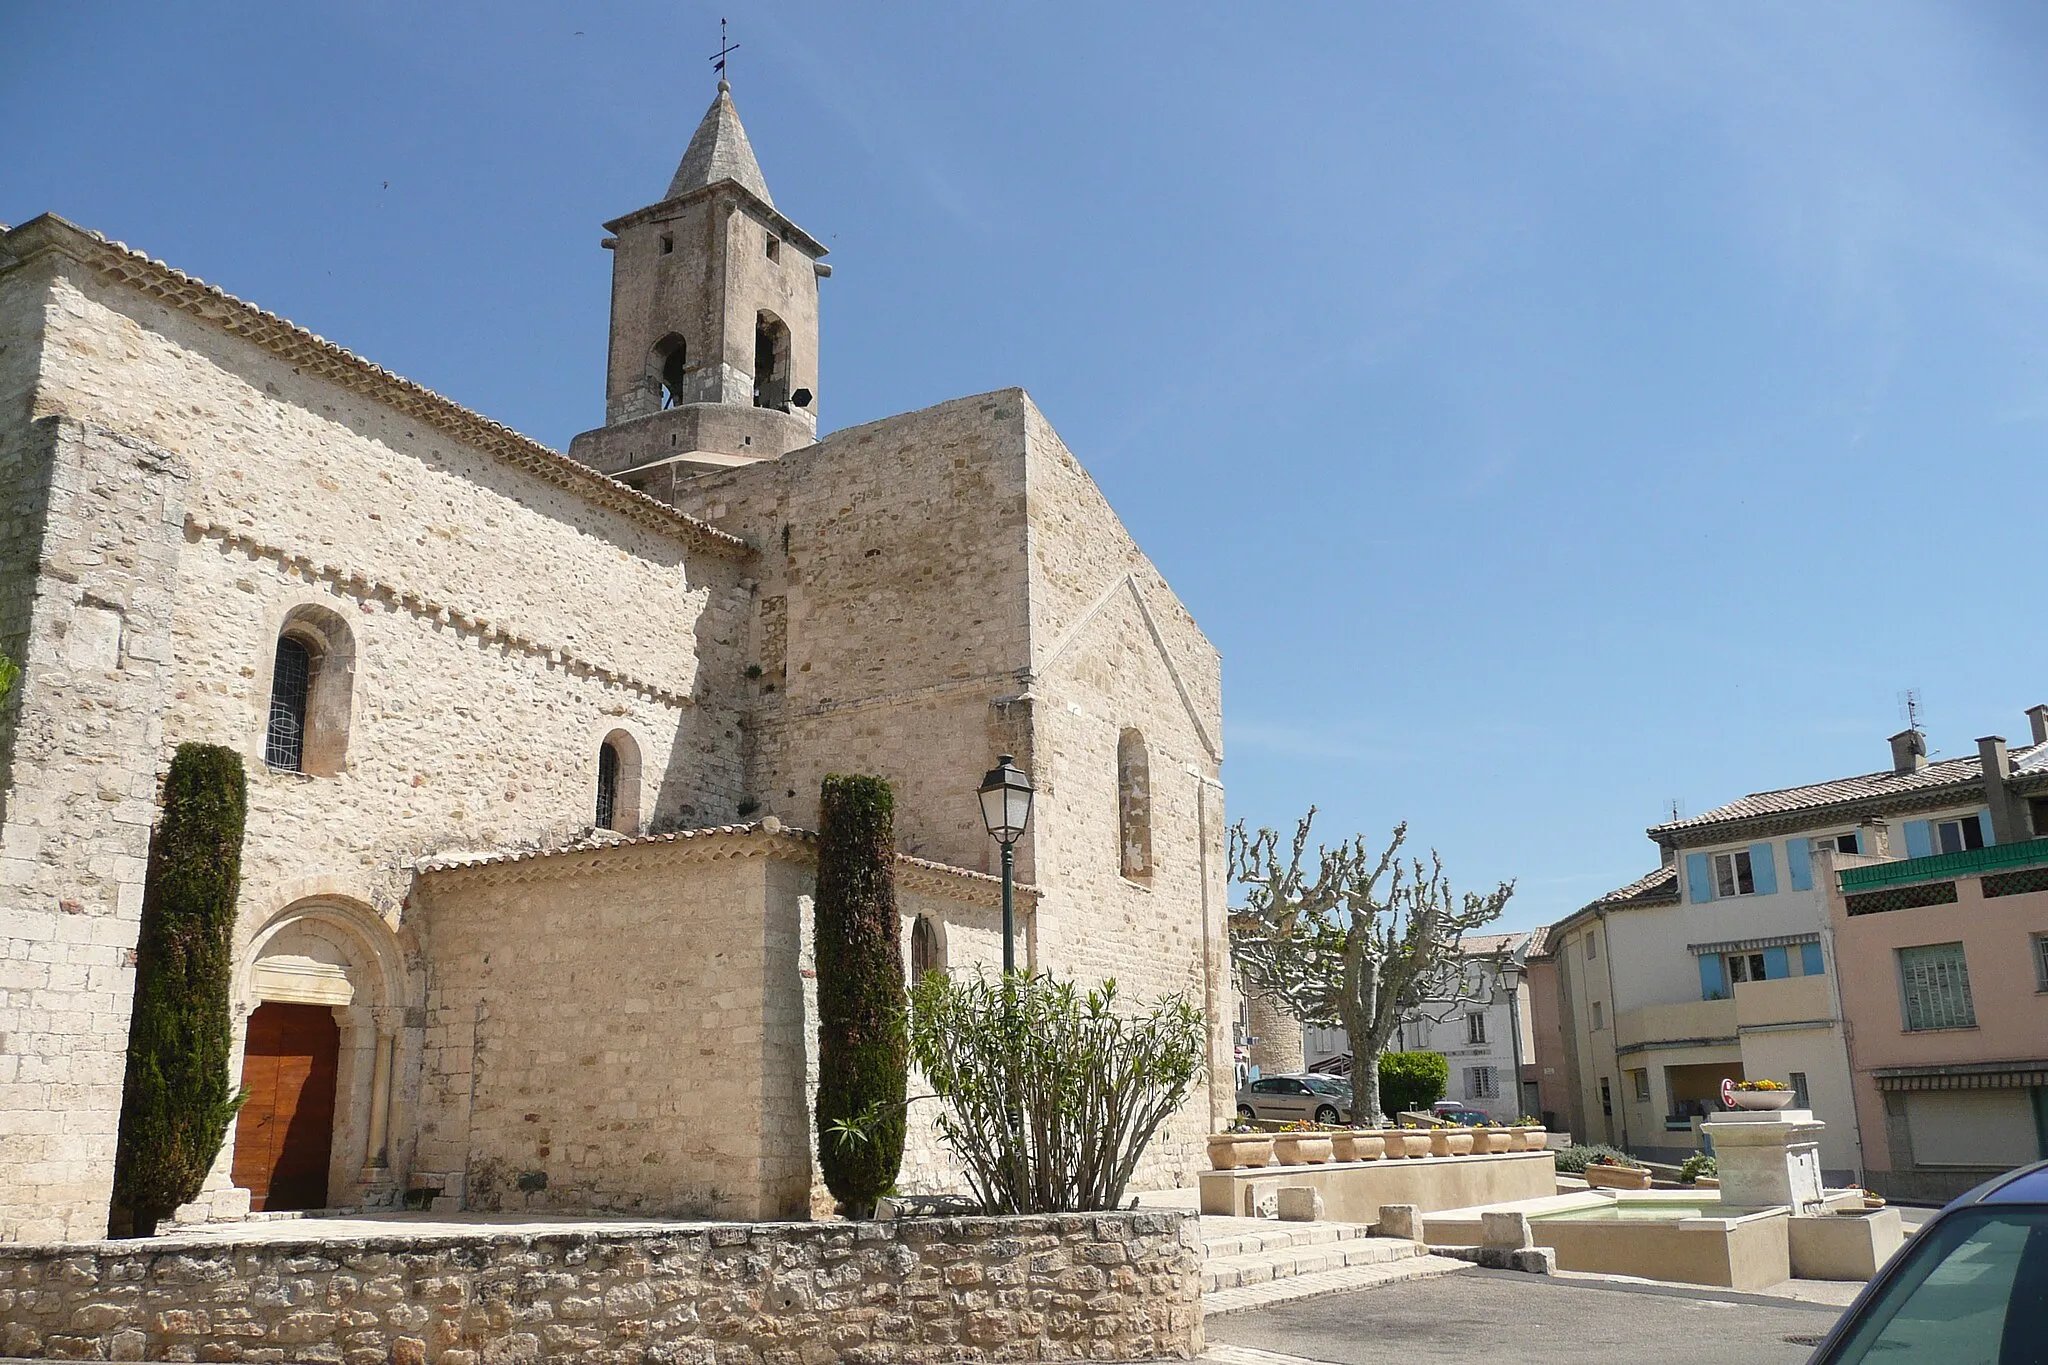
[1731,1079,1789,1091]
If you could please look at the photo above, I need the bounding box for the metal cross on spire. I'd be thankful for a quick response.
[710,17,739,84]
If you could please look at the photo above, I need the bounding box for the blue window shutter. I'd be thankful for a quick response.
[1699,954,1727,1000]
[1787,838,1813,892]
[1762,946,1791,979]
[1904,820,1933,859]
[1686,853,1713,903]
[1979,811,1997,847]
[1801,942,1825,975]
[1749,842,1778,895]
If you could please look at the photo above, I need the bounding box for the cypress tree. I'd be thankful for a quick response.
[813,774,907,1217]
[112,743,249,1235]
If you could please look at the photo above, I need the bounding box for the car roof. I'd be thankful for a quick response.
[1972,1158,2048,1206]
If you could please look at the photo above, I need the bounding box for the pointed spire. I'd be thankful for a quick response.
[666,80,774,208]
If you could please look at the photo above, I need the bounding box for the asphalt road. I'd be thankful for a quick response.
[1206,1269,1847,1365]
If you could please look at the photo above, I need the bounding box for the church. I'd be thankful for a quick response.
[0,81,1232,1242]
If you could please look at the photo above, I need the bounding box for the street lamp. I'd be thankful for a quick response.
[977,754,1034,973]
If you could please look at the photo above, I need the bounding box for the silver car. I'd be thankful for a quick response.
[1236,1072,1354,1125]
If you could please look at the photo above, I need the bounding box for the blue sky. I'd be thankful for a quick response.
[7,3,2046,931]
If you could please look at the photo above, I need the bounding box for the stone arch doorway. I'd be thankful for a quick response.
[231,898,410,1211]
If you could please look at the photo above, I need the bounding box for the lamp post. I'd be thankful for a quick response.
[977,754,1034,974]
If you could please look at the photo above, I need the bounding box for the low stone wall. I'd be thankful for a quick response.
[0,1212,1202,1364]
[1197,1151,1557,1223]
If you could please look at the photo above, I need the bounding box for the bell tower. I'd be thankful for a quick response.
[568,80,829,485]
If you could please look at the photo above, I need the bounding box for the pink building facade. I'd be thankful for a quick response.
[1823,842,2048,1203]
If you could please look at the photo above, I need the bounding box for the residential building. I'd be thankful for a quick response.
[1547,714,2048,1181]
[1520,924,1575,1135]
[1819,839,2048,1202]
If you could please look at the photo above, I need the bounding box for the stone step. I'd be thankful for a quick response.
[1203,1252,1472,1317]
[1201,1235,1422,1293]
[1200,1220,1369,1260]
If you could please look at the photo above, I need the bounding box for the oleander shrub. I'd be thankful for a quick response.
[1378,1049,1449,1115]
[910,970,1204,1213]
[112,744,249,1236]
[1553,1143,1634,1174]
[813,774,907,1218]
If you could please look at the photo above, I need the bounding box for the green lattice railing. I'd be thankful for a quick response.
[1839,837,2048,892]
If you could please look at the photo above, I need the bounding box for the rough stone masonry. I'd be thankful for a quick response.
[0,1212,1204,1364]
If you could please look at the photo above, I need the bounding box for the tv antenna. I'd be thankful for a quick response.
[1898,688,1925,734]
[710,17,739,82]
[1666,798,1684,823]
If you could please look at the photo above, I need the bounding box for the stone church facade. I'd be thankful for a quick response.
[0,82,1231,1242]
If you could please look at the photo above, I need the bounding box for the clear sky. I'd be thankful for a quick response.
[7,3,2046,932]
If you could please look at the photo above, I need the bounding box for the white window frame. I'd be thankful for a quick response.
[1466,1065,1499,1100]
[1898,942,1977,1032]
[1466,1012,1487,1046]
[1811,830,1860,855]
[1934,816,1987,855]
[1713,849,1757,898]
[1725,951,1769,984]
[1631,1069,1651,1102]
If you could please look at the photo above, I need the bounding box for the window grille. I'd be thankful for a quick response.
[1898,942,1976,1031]
[265,636,311,771]
[595,741,620,830]
[2033,934,2048,992]
[1847,881,1959,917]
[1466,1065,1499,1100]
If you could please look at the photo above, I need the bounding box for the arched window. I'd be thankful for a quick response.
[595,729,642,832]
[753,312,790,411]
[650,333,688,409]
[910,915,942,980]
[1118,728,1152,879]
[263,606,354,776]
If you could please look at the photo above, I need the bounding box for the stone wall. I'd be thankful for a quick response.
[0,416,190,1243]
[0,1212,1203,1364]
[410,831,816,1222]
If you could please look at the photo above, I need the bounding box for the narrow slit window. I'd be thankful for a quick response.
[596,740,620,830]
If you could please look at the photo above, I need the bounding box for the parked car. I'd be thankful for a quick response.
[1803,1158,2048,1363]
[1431,1107,1495,1127]
[1236,1073,1355,1124]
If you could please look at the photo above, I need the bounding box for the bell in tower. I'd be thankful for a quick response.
[568,80,829,486]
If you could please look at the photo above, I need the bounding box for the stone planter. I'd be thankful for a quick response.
[1585,1162,1653,1190]
[1429,1128,1476,1158]
[1273,1132,1335,1165]
[1399,1131,1434,1158]
[1694,1176,1720,1189]
[1472,1129,1514,1154]
[1728,1090,1795,1112]
[1331,1130,1385,1162]
[1208,1132,1274,1170]
[1511,1126,1547,1151]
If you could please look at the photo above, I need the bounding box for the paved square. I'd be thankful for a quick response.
[1205,1268,1846,1365]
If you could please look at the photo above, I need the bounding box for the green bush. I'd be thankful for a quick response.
[910,970,1204,1213]
[1680,1152,1718,1184]
[1553,1143,1634,1174]
[1378,1050,1449,1114]
[813,774,908,1218]
[112,744,249,1235]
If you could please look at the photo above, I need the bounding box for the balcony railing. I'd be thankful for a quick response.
[1838,837,2048,892]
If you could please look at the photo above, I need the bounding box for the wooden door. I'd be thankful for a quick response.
[231,1002,339,1211]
